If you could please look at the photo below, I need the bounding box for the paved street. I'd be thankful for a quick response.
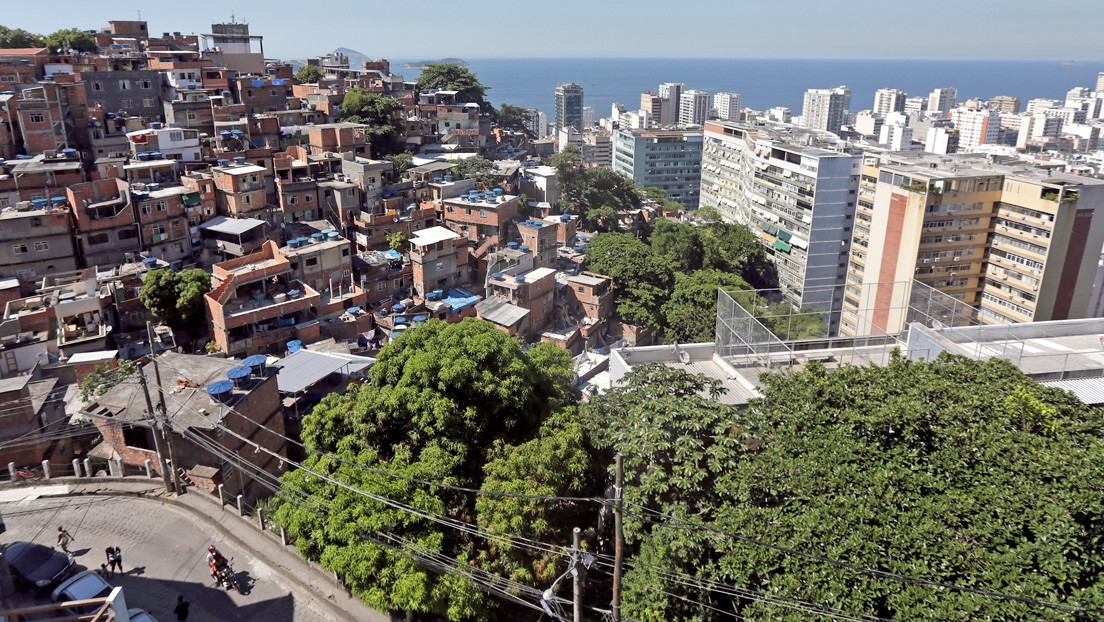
[0,493,341,622]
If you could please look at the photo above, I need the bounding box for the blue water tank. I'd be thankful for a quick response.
[233,156,246,164]
[507,242,518,249]
[142,257,158,266]
[137,153,151,161]
[347,306,362,315]
[310,233,325,242]
[519,245,530,252]
[243,354,267,375]
[287,340,303,354]
[326,232,340,241]
[515,275,526,283]
[413,315,427,323]
[227,365,252,387]
[207,380,234,403]
[491,272,504,280]
[150,122,162,130]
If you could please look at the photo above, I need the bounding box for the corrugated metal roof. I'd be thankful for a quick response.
[1040,377,1104,405]
[475,297,529,328]
[272,349,375,394]
[199,216,267,236]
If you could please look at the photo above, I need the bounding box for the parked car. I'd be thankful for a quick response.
[3,542,74,591]
[128,608,159,622]
[51,570,113,613]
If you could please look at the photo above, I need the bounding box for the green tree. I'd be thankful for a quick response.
[0,26,43,48]
[42,28,97,53]
[650,219,705,273]
[340,88,405,156]
[663,270,750,343]
[294,64,323,84]
[272,321,593,620]
[387,232,407,251]
[385,151,414,177]
[79,359,138,402]
[416,64,491,113]
[139,268,211,332]
[584,233,673,334]
[549,144,582,170]
[450,156,495,188]
[496,103,530,134]
[560,167,641,232]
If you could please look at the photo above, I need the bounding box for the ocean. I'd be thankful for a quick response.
[399,58,1104,118]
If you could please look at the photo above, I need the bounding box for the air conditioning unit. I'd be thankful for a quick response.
[953,256,961,261]
[922,258,930,264]
[1033,286,1039,291]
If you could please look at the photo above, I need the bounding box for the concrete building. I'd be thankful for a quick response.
[525,109,548,138]
[927,87,957,116]
[879,123,914,150]
[409,226,470,298]
[582,129,612,168]
[555,83,584,132]
[950,107,1000,151]
[801,86,850,133]
[678,90,710,127]
[640,92,668,126]
[925,126,959,155]
[658,83,685,125]
[0,204,78,281]
[873,88,907,116]
[65,178,142,267]
[582,106,596,129]
[200,21,265,75]
[441,192,520,243]
[713,92,741,122]
[988,95,1022,115]
[766,107,792,124]
[612,127,702,209]
[699,120,861,329]
[842,152,1104,337]
[904,96,927,116]
[81,70,163,120]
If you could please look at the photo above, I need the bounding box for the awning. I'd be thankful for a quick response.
[762,224,778,236]
[776,230,792,242]
[774,240,792,252]
[181,193,202,206]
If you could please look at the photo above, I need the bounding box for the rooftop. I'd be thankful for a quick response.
[272,349,374,394]
[218,164,267,176]
[199,216,268,236]
[476,297,529,328]
[410,226,460,247]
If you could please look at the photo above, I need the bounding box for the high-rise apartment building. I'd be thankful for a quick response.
[801,86,851,133]
[678,90,710,126]
[988,95,1022,114]
[700,121,861,330]
[612,127,702,208]
[658,83,685,125]
[582,106,596,128]
[1097,72,1104,93]
[526,109,548,138]
[904,97,928,116]
[841,151,1104,337]
[555,83,584,132]
[927,87,958,116]
[640,92,667,127]
[949,107,1000,151]
[873,88,907,116]
[714,92,741,121]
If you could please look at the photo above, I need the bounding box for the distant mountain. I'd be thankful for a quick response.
[402,58,469,69]
[334,47,370,70]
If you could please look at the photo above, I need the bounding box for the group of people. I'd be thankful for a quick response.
[101,546,124,577]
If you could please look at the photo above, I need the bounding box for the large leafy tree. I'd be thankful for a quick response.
[663,269,750,343]
[416,64,491,113]
[139,268,211,332]
[42,28,97,53]
[560,167,641,232]
[272,319,597,620]
[496,103,530,135]
[584,233,673,334]
[0,26,43,48]
[340,88,405,156]
[594,355,1104,621]
[451,156,495,188]
[385,151,414,177]
[650,219,705,273]
[294,64,323,84]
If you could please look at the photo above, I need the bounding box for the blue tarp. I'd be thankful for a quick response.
[251,79,264,87]
[443,288,479,312]
[381,249,402,260]
[271,79,286,86]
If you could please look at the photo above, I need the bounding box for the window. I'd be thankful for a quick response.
[305,195,312,202]
[479,210,487,217]
[34,241,49,252]
[155,200,167,212]
[118,228,138,240]
[29,113,44,123]
[91,81,103,91]
[246,89,253,97]
[169,131,184,142]
[139,80,152,89]
[288,195,297,205]
[120,99,132,108]
[174,242,184,253]
[186,112,197,121]
[140,202,152,215]
[118,80,130,90]
[376,282,386,291]
[343,269,351,278]
[143,98,155,108]
[122,426,153,450]
[342,248,350,257]
[305,257,318,267]
[30,217,41,227]
[151,224,166,236]
[12,244,27,254]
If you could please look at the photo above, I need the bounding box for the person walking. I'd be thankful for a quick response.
[108,546,123,574]
[173,595,190,621]
[56,526,74,553]
[104,547,115,577]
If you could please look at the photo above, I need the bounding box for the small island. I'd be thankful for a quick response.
[403,58,469,69]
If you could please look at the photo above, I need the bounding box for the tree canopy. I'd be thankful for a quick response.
[139,268,211,332]
[584,233,673,335]
[663,269,750,343]
[496,103,530,135]
[294,64,323,84]
[385,151,414,177]
[415,64,491,114]
[42,28,97,53]
[272,319,597,620]
[340,89,405,156]
[592,356,1104,621]
[0,26,42,48]
[558,165,641,233]
[450,156,495,188]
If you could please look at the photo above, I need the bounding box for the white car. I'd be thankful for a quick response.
[51,570,113,613]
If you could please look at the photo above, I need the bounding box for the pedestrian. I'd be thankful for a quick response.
[108,546,123,574]
[173,595,190,621]
[104,547,115,577]
[56,526,74,553]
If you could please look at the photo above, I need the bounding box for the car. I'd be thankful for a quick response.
[2,541,75,591]
[128,608,159,622]
[51,570,113,613]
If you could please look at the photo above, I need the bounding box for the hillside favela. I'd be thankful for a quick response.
[0,3,1103,621]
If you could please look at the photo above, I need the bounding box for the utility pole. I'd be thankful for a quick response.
[147,322,183,494]
[573,526,583,622]
[137,348,172,493]
[612,453,623,622]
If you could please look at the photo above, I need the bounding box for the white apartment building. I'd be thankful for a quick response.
[1026,98,1062,114]
[679,90,710,126]
[766,107,792,124]
[927,87,958,116]
[801,86,851,133]
[950,107,1000,151]
[582,106,596,129]
[925,126,958,154]
[714,92,741,121]
[699,120,860,331]
[879,123,914,150]
[619,109,652,130]
[873,88,907,116]
[904,97,927,116]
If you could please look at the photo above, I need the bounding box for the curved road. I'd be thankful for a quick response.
[1,493,339,622]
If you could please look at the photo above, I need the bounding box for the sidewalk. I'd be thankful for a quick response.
[17,477,391,622]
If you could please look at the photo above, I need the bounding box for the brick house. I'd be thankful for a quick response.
[442,193,520,243]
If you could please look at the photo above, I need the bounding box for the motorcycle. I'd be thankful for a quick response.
[216,558,242,594]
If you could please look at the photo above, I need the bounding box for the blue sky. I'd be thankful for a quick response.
[9,0,1104,60]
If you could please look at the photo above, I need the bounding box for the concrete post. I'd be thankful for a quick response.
[83,459,92,478]
[144,459,153,478]
[115,459,124,477]
[41,460,50,480]
[218,484,225,507]
[72,459,81,478]
[257,508,265,531]
[7,462,14,482]
[280,526,287,546]
[107,461,118,477]
[236,494,243,517]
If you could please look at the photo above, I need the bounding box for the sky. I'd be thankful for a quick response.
[8,0,1104,61]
